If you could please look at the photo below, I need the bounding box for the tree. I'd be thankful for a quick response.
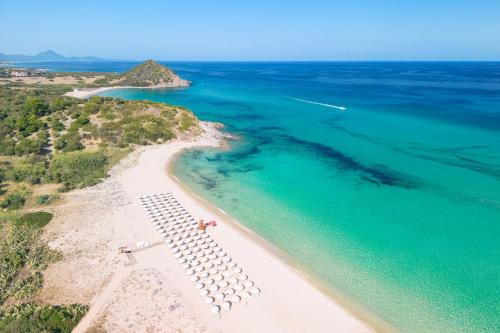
[23,97,50,117]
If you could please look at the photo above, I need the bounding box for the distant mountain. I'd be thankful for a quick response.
[111,60,189,87]
[0,50,105,61]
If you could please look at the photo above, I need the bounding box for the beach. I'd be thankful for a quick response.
[38,121,373,332]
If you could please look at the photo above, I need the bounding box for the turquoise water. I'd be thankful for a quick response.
[98,62,500,333]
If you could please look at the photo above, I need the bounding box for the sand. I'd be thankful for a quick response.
[38,122,374,333]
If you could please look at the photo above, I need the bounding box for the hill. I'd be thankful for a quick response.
[0,50,104,61]
[109,60,189,87]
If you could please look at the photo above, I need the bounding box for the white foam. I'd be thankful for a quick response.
[288,97,346,111]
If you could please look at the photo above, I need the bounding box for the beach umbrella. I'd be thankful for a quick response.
[199,289,209,297]
[219,265,228,271]
[190,275,200,283]
[199,257,208,263]
[229,278,238,284]
[222,257,232,263]
[230,295,241,304]
[183,250,192,256]
[234,284,244,291]
[213,260,223,266]
[179,245,188,251]
[241,291,251,300]
[178,258,187,264]
[221,301,231,311]
[218,251,227,257]
[165,239,173,244]
[204,296,215,305]
[210,305,220,315]
[209,285,219,292]
[204,279,215,286]
[209,268,219,275]
[208,254,217,260]
[172,248,180,253]
[250,287,260,296]
[238,274,248,281]
[225,287,235,295]
[244,281,254,288]
[204,249,213,255]
[233,268,242,274]
[191,260,200,266]
[215,293,225,301]
[222,271,232,278]
[168,243,177,249]
[194,266,204,272]
[194,282,204,289]
[214,274,223,281]
[174,253,182,259]
[200,272,209,279]
[185,269,195,276]
[218,281,229,288]
[204,262,214,269]
[182,263,191,270]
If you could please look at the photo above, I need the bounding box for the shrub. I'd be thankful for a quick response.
[0,303,88,333]
[48,151,108,190]
[16,211,53,228]
[0,192,26,210]
[11,272,44,299]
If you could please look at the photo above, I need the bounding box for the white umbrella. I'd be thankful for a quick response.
[222,271,232,278]
[204,279,215,286]
[238,274,248,281]
[219,265,228,271]
[186,255,195,261]
[194,266,204,273]
[218,281,229,288]
[208,254,217,260]
[181,263,191,270]
[250,287,261,296]
[200,289,209,297]
[209,285,219,292]
[191,260,200,266]
[225,288,235,295]
[204,296,215,305]
[229,278,238,284]
[244,281,254,288]
[209,268,219,275]
[174,253,182,259]
[215,292,225,301]
[204,262,214,269]
[234,284,244,291]
[178,258,187,264]
[213,260,223,266]
[210,305,221,316]
[185,269,194,276]
[241,291,251,299]
[214,274,223,281]
[194,282,204,289]
[199,257,209,263]
[221,301,231,311]
[222,257,232,263]
[233,268,242,274]
[230,295,241,304]
[200,272,209,279]
[190,275,200,283]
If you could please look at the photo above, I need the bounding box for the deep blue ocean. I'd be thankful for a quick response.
[11,60,500,332]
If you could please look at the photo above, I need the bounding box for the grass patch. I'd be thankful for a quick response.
[16,212,53,229]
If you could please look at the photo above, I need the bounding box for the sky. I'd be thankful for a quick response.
[1,0,499,61]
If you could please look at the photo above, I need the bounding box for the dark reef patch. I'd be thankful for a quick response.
[277,134,419,189]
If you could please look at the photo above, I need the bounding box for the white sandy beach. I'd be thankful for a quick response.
[39,122,374,333]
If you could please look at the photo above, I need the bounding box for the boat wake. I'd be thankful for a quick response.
[288,97,347,111]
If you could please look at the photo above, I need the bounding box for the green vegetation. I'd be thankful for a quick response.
[97,60,186,87]
[16,212,53,228]
[49,151,108,190]
[0,64,199,331]
[0,303,88,333]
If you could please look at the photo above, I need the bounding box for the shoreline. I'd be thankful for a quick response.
[167,142,396,333]
[42,121,378,332]
[65,84,188,99]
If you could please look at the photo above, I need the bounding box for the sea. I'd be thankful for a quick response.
[11,60,500,332]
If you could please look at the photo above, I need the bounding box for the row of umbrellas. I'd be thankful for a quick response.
[139,192,260,316]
